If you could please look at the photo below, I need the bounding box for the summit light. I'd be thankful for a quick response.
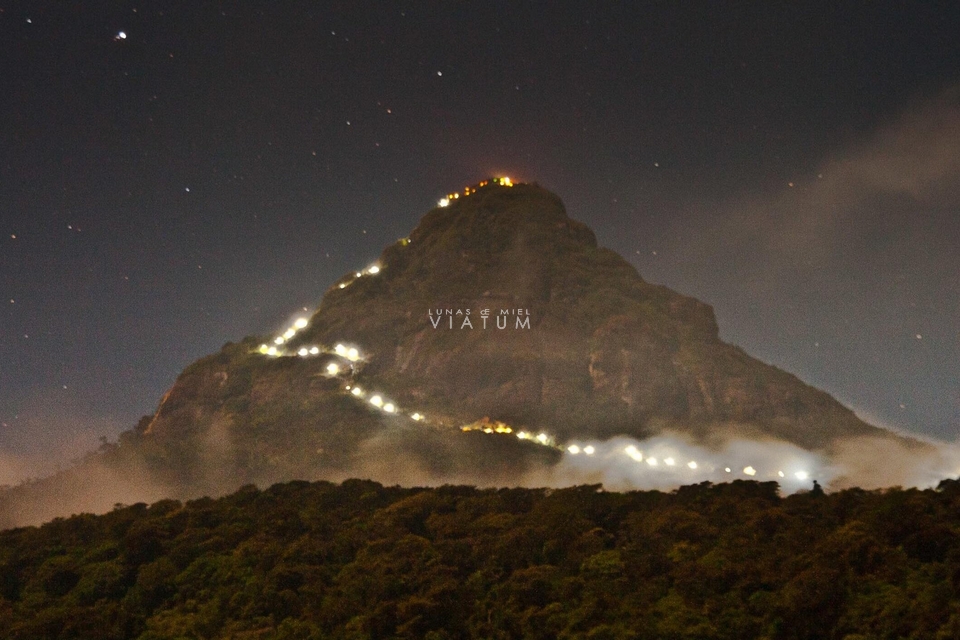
[795,471,809,481]
[438,198,450,207]
[743,466,757,477]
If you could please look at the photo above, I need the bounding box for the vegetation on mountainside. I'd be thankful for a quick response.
[3,479,960,639]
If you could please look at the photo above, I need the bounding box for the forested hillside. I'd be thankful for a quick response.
[3,479,960,639]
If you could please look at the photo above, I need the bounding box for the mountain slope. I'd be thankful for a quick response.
[0,179,921,527]
[140,181,894,480]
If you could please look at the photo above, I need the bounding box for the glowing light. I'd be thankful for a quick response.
[283,329,296,340]
[664,457,676,466]
[438,198,450,207]
[367,265,380,275]
[795,471,809,481]
[536,433,548,444]
[274,337,285,345]
[339,283,346,289]
[725,467,732,473]
[294,318,309,329]
[116,31,127,40]
[369,395,383,408]
[567,445,581,454]
[624,445,643,462]
[383,403,396,413]
[266,346,278,356]
[483,428,493,434]
[517,431,530,440]
[411,412,424,421]
[584,445,596,455]
[298,348,309,357]
[346,347,360,361]
[647,457,658,466]
[309,347,320,355]
[351,387,363,397]
[778,471,785,478]
[743,466,757,476]
[355,272,362,278]
[258,344,269,354]
[687,461,698,469]
[326,363,340,375]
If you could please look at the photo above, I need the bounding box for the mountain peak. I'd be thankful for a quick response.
[147,181,887,460]
[0,180,924,527]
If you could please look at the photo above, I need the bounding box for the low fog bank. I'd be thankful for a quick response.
[0,456,172,530]
[3,426,960,530]
[519,431,960,494]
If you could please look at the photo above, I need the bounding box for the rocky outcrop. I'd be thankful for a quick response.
[142,181,893,466]
[1,180,921,527]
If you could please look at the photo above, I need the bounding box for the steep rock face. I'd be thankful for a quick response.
[144,182,886,465]
[1,181,922,527]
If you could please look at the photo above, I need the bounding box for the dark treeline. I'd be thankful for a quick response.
[3,478,960,639]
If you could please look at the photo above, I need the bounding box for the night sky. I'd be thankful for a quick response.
[2,1,960,481]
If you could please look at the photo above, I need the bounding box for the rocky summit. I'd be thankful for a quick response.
[0,179,913,526]
[139,181,891,481]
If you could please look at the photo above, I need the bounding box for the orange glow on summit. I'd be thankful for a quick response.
[438,176,516,207]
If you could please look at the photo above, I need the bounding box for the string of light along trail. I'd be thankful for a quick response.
[253,177,815,489]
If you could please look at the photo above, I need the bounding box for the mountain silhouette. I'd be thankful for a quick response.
[0,179,921,527]
[140,180,898,477]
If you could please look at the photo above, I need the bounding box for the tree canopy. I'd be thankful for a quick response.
[3,479,960,639]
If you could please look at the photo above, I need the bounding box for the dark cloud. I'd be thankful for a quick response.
[642,88,960,439]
